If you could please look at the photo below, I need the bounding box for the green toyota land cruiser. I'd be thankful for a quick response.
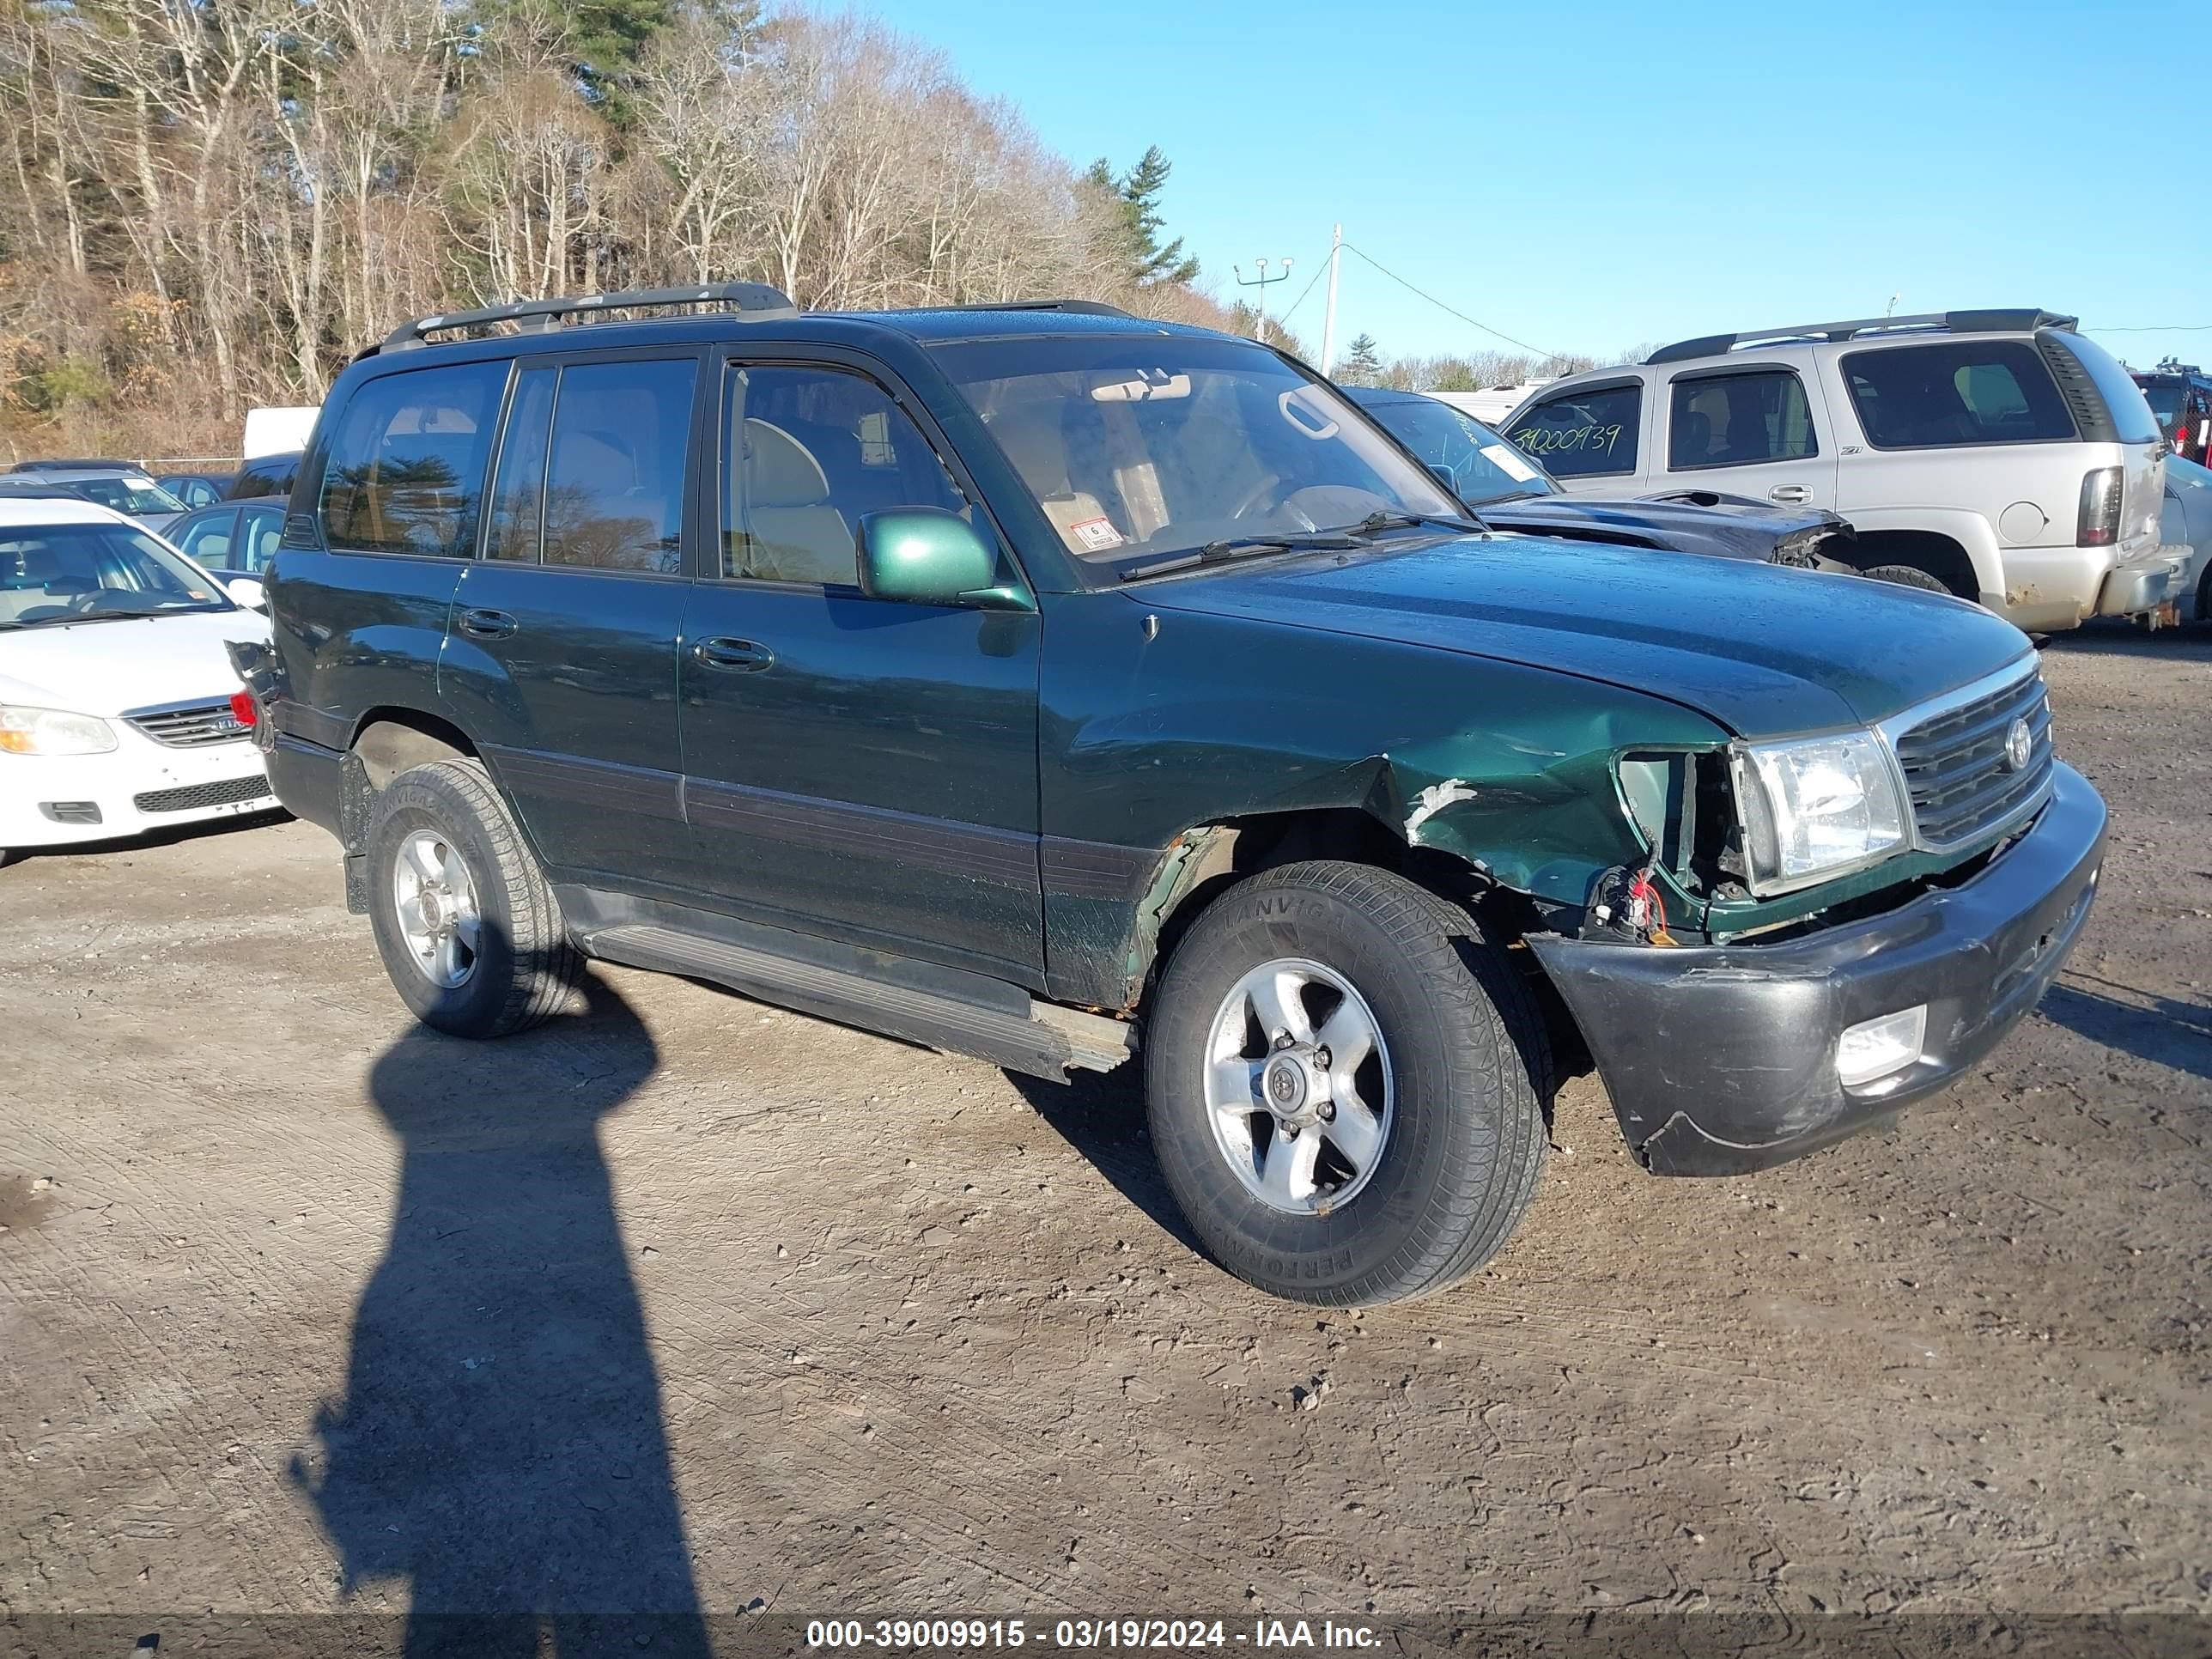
[235,284,2106,1306]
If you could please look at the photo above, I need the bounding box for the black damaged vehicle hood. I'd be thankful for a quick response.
[1477,491,1849,565]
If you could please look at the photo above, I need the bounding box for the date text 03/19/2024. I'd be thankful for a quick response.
[805,1620,1382,1650]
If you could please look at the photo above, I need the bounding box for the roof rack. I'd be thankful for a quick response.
[9,457,144,473]
[928,299,1133,318]
[378,282,799,352]
[1644,309,2078,365]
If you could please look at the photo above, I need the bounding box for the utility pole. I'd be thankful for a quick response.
[1319,224,1344,375]
[1234,256,1293,345]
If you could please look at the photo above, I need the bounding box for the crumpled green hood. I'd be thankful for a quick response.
[1142,532,2033,737]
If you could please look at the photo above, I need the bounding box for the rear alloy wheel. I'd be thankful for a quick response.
[1146,860,1552,1306]
[364,758,580,1038]
[391,829,483,991]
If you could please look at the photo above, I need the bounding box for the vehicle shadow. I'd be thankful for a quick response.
[0,806,291,868]
[2039,622,2212,663]
[292,973,711,1657]
[1003,1066,1205,1258]
[2039,981,2212,1083]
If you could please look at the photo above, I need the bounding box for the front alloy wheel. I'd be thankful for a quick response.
[1205,958,1393,1213]
[1145,860,1552,1306]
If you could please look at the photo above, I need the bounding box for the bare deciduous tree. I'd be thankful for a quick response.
[0,0,1285,458]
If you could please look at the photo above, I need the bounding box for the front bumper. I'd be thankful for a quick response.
[1527,763,2106,1176]
[0,733,276,851]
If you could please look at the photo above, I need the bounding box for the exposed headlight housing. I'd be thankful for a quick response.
[0,704,118,757]
[1730,730,1906,895]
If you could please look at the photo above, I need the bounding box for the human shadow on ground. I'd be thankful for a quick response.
[294,973,711,1658]
[2039,981,2212,1084]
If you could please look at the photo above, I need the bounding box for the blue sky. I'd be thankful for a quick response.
[891,0,2212,374]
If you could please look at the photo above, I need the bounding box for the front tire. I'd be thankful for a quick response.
[364,758,580,1037]
[1144,861,1551,1306]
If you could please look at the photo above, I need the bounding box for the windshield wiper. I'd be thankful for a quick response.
[26,606,197,628]
[1119,532,1364,582]
[1334,508,1492,538]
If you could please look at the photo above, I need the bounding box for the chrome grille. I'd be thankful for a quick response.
[124,698,249,749]
[1891,668,2053,849]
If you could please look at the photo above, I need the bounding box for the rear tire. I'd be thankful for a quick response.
[1143,860,1551,1306]
[1863,563,1954,595]
[364,758,580,1038]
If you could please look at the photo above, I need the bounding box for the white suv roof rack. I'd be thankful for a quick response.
[1645,309,2078,366]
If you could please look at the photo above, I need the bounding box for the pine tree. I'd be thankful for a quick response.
[1339,332,1383,384]
[473,0,741,126]
[1086,147,1200,288]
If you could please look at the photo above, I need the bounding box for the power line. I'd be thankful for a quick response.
[1273,258,1327,329]
[1338,242,1560,360]
[2082,324,2212,333]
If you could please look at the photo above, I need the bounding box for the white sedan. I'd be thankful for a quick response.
[0,496,275,863]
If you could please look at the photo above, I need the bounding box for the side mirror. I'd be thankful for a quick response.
[855,509,1019,607]
[1426,463,1460,495]
[222,576,266,611]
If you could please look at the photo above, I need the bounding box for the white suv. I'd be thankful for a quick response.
[1502,310,2180,632]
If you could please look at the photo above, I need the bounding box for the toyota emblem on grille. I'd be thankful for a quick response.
[2001,717,2033,774]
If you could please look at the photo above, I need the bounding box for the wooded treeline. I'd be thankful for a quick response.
[0,0,1250,456]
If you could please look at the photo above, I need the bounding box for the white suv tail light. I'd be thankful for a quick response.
[2076,465,2123,547]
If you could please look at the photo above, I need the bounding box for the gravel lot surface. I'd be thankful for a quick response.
[3,628,2208,1633]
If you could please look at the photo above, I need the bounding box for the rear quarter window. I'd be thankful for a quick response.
[1507,381,1642,477]
[318,362,508,556]
[1841,341,2076,449]
[2039,331,2160,446]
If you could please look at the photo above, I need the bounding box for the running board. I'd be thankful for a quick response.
[579,921,1133,1081]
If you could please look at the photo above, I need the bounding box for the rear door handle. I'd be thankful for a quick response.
[458,607,518,640]
[1768,484,1814,505]
[693,636,774,672]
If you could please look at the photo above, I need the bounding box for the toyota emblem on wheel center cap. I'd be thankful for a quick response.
[2002,717,2033,774]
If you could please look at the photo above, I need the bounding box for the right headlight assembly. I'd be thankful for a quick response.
[1729,730,1908,895]
[0,703,118,757]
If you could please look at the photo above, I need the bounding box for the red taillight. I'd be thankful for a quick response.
[2077,465,2123,547]
[228,690,258,728]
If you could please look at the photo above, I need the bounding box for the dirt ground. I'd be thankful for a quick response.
[3,627,2208,1634]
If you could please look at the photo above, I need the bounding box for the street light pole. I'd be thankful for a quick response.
[1234,256,1293,345]
[1319,224,1343,375]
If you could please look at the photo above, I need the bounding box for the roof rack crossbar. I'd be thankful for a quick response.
[380,282,799,351]
[1644,308,2078,364]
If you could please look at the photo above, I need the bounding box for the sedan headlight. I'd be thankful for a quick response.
[0,704,118,757]
[1731,731,1906,893]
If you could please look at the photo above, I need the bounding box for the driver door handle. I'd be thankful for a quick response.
[693,636,774,672]
[1768,484,1814,505]
[458,607,518,640]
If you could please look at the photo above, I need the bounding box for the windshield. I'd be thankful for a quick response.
[69,476,185,516]
[1356,395,1559,505]
[2139,381,2183,426]
[0,520,234,629]
[937,334,1462,578]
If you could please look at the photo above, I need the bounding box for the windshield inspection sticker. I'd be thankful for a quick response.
[1480,442,1542,483]
[1067,516,1125,551]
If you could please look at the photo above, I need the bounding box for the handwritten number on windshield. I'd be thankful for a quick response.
[1511,422,1626,459]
